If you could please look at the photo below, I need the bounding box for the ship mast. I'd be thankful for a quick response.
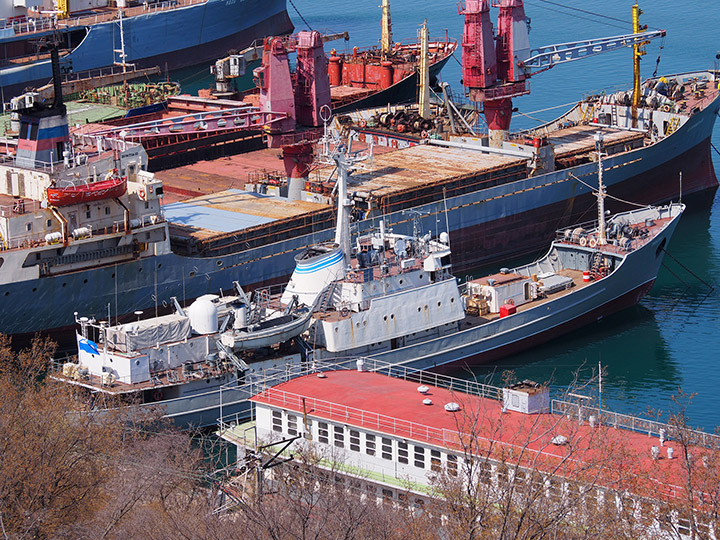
[418,20,430,120]
[594,132,607,246]
[381,0,393,59]
[333,152,352,264]
[631,3,649,129]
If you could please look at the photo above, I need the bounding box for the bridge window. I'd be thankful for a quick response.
[271,410,282,432]
[365,434,376,456]
[398,441,409,464]
[349,430,360,451]
[414,445,425,468]
[381,438,392,460]
[286,414,298,436]
[318,422,329,444]
[333,425,344,448]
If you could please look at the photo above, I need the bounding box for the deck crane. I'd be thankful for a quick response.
[211,32,349,98]
[459,0,665,146]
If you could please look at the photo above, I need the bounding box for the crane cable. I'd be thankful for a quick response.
[531,0,664,30]
[289,0,313,31]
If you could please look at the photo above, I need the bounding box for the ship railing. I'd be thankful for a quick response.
[337,36,456,60]
[58,64,150,84]
[49,357,234,388]
[552,399,720,450]
[0,199,43,219]
[249,385,505,451]
[0,15,56,35]
[217,356,502,431]
[270,128,324,148]
[0,155,58,173]
[48,0,205,31]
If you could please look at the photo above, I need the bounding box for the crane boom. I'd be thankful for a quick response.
[519,30,665,71]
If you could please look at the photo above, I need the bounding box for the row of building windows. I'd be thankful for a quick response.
[267,408,714,539]
[270,409,460,475]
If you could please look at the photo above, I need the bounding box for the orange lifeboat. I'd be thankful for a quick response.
[47,176,127,207]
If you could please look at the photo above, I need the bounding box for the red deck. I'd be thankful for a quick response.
[252,370,716,502]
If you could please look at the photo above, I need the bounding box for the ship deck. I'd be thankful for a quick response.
[50,357,234,395]
[2,0,207,41]
[158,124,643,238]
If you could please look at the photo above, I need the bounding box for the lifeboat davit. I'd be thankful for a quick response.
[47,177,127,207]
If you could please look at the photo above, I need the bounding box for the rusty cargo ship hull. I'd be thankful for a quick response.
[0,70,718,338]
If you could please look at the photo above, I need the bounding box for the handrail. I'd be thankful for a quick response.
[552,399,720,450]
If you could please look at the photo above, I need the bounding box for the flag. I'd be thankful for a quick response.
[78,337,99,356]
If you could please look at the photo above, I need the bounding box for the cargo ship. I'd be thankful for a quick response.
[0,0,293,99]
[0,3,718,339]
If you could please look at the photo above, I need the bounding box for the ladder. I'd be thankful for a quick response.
[610,104,619,127]
[0,229,8,250]
[590,250,604,280]
[581,103,595,124]
[216,340,249,372]
[665,116,680,136]
[312,282,339,313]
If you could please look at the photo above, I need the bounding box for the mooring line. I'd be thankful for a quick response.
[662,249,715,291]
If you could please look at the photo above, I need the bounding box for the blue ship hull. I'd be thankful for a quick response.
[1,75,718,339]
[0,0,292,97]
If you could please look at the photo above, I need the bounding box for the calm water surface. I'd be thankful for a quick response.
[179,0,720,430]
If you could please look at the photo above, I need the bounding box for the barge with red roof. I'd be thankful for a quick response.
[218,360,720,537]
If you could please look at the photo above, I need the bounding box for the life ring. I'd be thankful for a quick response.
[596,266,608,278]
[588,237,597,248]
[138,189,146,201]
[340,306,350,317]
[421,130,429,138]
[579,237,587,247]
[391,139,398,149]
[152,389,164,402]
[662,104,671,112]
[149,185,154,193]
[359,119,367,128]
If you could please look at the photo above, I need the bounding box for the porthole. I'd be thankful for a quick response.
[419,274,424,279]
[399,279,403,284]
[417,307,421,312]
[4,291,8,297]
[356,322,360,328]
[438,301,441,307]
[450,297,455,303]
[32,288,37,292]
[383,315,387,321]
[83,279,88,284]
[138,267,143,273]
[111,273,115,279]
[158,263,163,269]
[424,305,428,310]
[335,327,339,333]
[217,260,223,267]
[363,320,367,326]
[62,282,67,287]
[391,314,395,319]
[189,271,196,278]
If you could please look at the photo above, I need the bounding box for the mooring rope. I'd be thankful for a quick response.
[662,249,715,291]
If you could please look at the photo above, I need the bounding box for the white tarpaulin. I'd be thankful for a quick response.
[106,314,191,352]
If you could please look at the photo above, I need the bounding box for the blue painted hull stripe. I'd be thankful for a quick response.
[295,249,343,274]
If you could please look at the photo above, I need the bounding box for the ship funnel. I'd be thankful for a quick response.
[281,245,346,307]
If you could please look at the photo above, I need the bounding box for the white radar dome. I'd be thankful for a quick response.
[187,294,219,335]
